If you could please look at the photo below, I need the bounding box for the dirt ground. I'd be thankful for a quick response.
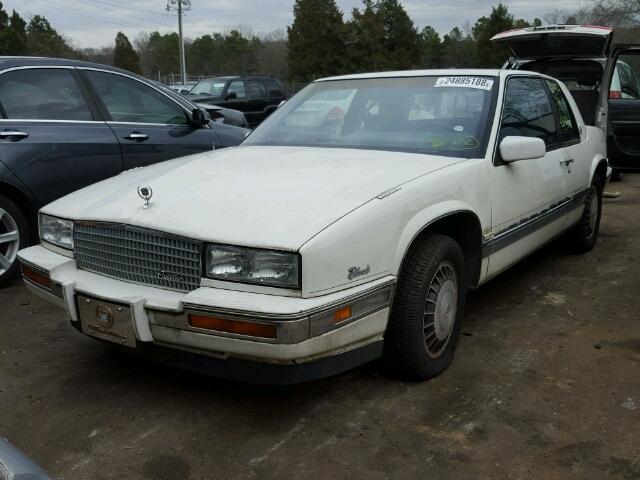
[1,176,639,480]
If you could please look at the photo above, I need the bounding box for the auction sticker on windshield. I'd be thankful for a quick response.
[434,77,494,90]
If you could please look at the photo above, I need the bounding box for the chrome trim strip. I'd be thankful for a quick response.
[182,279,396,321]
[106,121,188,127]
[41,241,75,258]
[482,188,589,257]
[24,279,66,309]
[17,257,49,276]
[0,65,76,74]
[0,119,103,124]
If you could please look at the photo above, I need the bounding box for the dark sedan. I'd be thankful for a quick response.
[0,57,248,286]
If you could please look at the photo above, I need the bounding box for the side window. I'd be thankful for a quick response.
[227,80,247,99]
[247,80,266,99]
[84,70,188,125]
[500,77,557,147]
[0,69,92,121]
[265,79,284,98]
[612,55,640,99]
[546,80,580,143]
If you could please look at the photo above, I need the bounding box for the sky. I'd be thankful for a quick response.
[4,0,585,48]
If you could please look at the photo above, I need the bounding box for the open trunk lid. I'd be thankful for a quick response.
[491,25,613,60]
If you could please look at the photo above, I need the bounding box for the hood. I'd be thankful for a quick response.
[491,25,613,60]
[43,146,460,251]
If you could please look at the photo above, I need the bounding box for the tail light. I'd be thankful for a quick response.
[609,90,622,99]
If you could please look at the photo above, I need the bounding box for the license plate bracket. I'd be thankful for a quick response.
[77,294,137,348]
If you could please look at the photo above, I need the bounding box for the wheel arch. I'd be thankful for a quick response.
[394,207,485,290]
[591,155,608,186]
[0,181,38,240]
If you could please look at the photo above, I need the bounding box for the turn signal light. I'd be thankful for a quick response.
[188,314,277,339]
[334,305,352,324]
[21,264,52,290]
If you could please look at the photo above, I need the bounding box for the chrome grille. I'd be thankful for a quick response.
[74,223,201,292]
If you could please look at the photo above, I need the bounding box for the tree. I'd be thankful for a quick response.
[26,15,79,58]
[440,27,474,68]
[142,31,180,80]
[348,0,387,71]
[113,32,142,74]
[419,26,442,68]
[376,0,421,69]
[0,3,27,55]
[287,0,347,81]
[472,4,531,67]
[348,0,421,72]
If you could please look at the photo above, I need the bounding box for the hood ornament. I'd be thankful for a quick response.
[137,185,153,209]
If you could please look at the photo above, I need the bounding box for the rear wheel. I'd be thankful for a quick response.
[565,176,603,253]
[0,194,29,287]
[384,234,466,380]
[610,169,624,182]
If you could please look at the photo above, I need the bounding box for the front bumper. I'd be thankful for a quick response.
[18,245,394,383]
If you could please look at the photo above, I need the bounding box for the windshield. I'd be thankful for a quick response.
[244,76,497,158]
[190,78,228,96]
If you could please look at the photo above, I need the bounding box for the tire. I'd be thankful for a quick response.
[565,175,603,253]
[384,234,466,380]
[0,194,29,287]
[610,169,624,182]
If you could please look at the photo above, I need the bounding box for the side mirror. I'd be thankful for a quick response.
[179,89,190,95]
[226,92,238,100]
[190,108,210,127]
[499,136,546,163]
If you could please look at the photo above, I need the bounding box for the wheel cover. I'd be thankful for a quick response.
[585,186,599,239]
[0,207,20,275]
[423,261,458,359]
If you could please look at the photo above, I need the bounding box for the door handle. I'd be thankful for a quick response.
[0,130,28,139]
[559,158,574,166]
[124,132,148,141]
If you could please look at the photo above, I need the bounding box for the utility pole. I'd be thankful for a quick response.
[166,0,191,87]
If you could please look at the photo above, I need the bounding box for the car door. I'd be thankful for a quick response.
[80,69,222,169]
[222,79,251,116]
[246,79,270,126]
[487,75,569,278]
[544,78,588,199]
[0,67,122,206]
[601,46,640,172]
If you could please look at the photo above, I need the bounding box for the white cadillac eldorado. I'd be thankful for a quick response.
[18,69,607,384]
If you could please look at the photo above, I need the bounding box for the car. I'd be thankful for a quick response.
[184,75,286,127]
[0,57,249,286]
[0,436,52,480]
[153,81,249,127]
[18,69,607,384]
[491,24,640,180]
[195,102,249,128]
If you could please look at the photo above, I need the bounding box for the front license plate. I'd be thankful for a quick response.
[77,295,137,348]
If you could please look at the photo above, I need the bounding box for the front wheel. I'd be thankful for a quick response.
[565,176,603,253]
[0,194,29,287]
[384,234,466,380]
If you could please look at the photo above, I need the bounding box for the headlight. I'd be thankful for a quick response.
[39,214,74,250]
[206,244,301,289]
